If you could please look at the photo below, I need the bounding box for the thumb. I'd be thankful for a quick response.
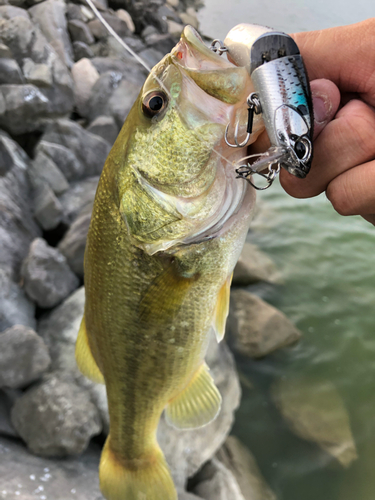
[310,78,341,139]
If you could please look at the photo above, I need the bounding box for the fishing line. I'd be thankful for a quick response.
[85,0,240,171]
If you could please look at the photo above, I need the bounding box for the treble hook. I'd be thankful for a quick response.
[224,93,262,148]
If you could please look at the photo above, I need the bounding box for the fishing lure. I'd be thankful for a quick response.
[212,24,314,189]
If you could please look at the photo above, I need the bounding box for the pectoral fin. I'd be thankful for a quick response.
[212,274,232,343]
[165,363,222,429]
[75,315,105,384]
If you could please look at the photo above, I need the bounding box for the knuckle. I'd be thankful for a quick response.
[326,182,355,216]
[341,101,375,160]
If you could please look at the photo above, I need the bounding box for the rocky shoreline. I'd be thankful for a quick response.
[0,1,357,499]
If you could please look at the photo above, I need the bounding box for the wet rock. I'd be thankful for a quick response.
[58,176,99,225]
[68,19,95,45]
[33,184,64,231]
[115,8,135,32]
[232,242,280,286]
[11,375,102,457]
[0,269,36,332]
[73,40,95,61]
[0,435,104,500]
[58,207,92,277]
[87,115,119,144]
[0,57,23,84]
[227,290,302,358]
[158,336,241,489]
[29,0,74,68]
[21,238,79,309]
[0,389,18,437]
[272,375,358,468]
[0,325,51,389]
[30,149,69,195]
[216,436,276,500]
[22,58,53,87]
[0,84,49,135]
[192,458,245,500]
[36,140,84,182]
[42,119,111,179]
[71,57,100,116]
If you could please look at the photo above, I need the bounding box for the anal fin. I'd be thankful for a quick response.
[165,363,222,429]
[212,273,232,342]
[75,315,105,384]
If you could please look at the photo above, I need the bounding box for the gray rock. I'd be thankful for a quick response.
[272,375,358,468]
[158,336,242,489]
[0,42,11,57]
[30,149,69,195]
[66,2,83,22]
[90,56,147,85]
[86,70,123,121]
[0,325,51,389]
[0,435,104,499]
[0,389,19,437]
[73,40,95,61]
[0,4,29,19]
[42,119,111,179]
[68,19,95,45]
[11,375,102,456]
[36,140,84,182]
[232,242,281,286]
[108,79,142,127]
[0,57,23,84]
[33,184,64,231]
[0,269,36,332]
[227,290,302,358]
[22,58,53,87]
[0,84,50,135]
[87,115,119,144]
[88,12,131,40]
[21,238,79,309]
[58,176,99,225]
[179,493,204,500]
[29,0,74,68]
[115,8,135,32]
[192,458,245,500]
[58,207,92,277]
[180,8,199,29]
[139,47,165,67]
[215,436,276,500]
[0,15,33,62]
[145,32,178,54]
[71,57,100,116]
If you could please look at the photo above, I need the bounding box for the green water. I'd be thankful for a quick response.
[231,181,375,500]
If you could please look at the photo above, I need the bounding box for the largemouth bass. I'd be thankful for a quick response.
[75,26,263,500]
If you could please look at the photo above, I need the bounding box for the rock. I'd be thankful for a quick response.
[33,184,64,231]
[29,149,69,195]
[73,40,95,61]
[58,207,92,276]
[22,58,53,87]
[180,8,199,29]
[11,376,102,457]
[0,325,50,389]
[71,57,100,116]
[41,119,111,179]
[0,389,18,437]
[179,493,204,500]
[0,42,11,57]
[138,47,165,67]
[21,238,79,309]
[0,4,29,19]
[58,176,99,225]
[232,242,280,286]
[0,16,33,62]
[108,79,142,127]
[29,0,74,68]
[158,4,182,23]
[66,2,83,22]
[87,115,119,144]
[157,336,242,489]
[0,435,104,499]
[0,57,23,84]
[0,269,36,332]
[80,5,95,22]
[142,24,159,38]
[90,56,147,85]
[168,20,184,38]
[192,458,245,500]
[144,32,177,55]
[115,8,135,32]
[86,70,123,121]
[216,436,276,500]
[0,131,40,279]
[88,12,131,40]
[272,375,358,468]
[167,0,180,7]
[0,84,50,135]
[68,19,95,45]
[227,290,302,358]
[36,140,84,182]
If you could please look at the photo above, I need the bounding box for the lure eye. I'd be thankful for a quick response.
[295,140,307,159]
[142,91,168,118]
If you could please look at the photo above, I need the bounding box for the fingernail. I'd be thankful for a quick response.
[313,93,332,124]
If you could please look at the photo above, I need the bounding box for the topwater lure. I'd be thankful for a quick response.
[212,24,314,189]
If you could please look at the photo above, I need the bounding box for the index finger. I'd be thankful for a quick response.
[291,19,375,106]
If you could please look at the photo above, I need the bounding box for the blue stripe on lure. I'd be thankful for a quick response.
[223,24,314,181]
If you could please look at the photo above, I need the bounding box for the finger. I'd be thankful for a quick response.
[291,19,375,106]
[280,99,375,198]
[310,79,341,138]
[326,160,375,217]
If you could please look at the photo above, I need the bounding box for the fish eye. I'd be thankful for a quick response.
[142,91,168,118]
